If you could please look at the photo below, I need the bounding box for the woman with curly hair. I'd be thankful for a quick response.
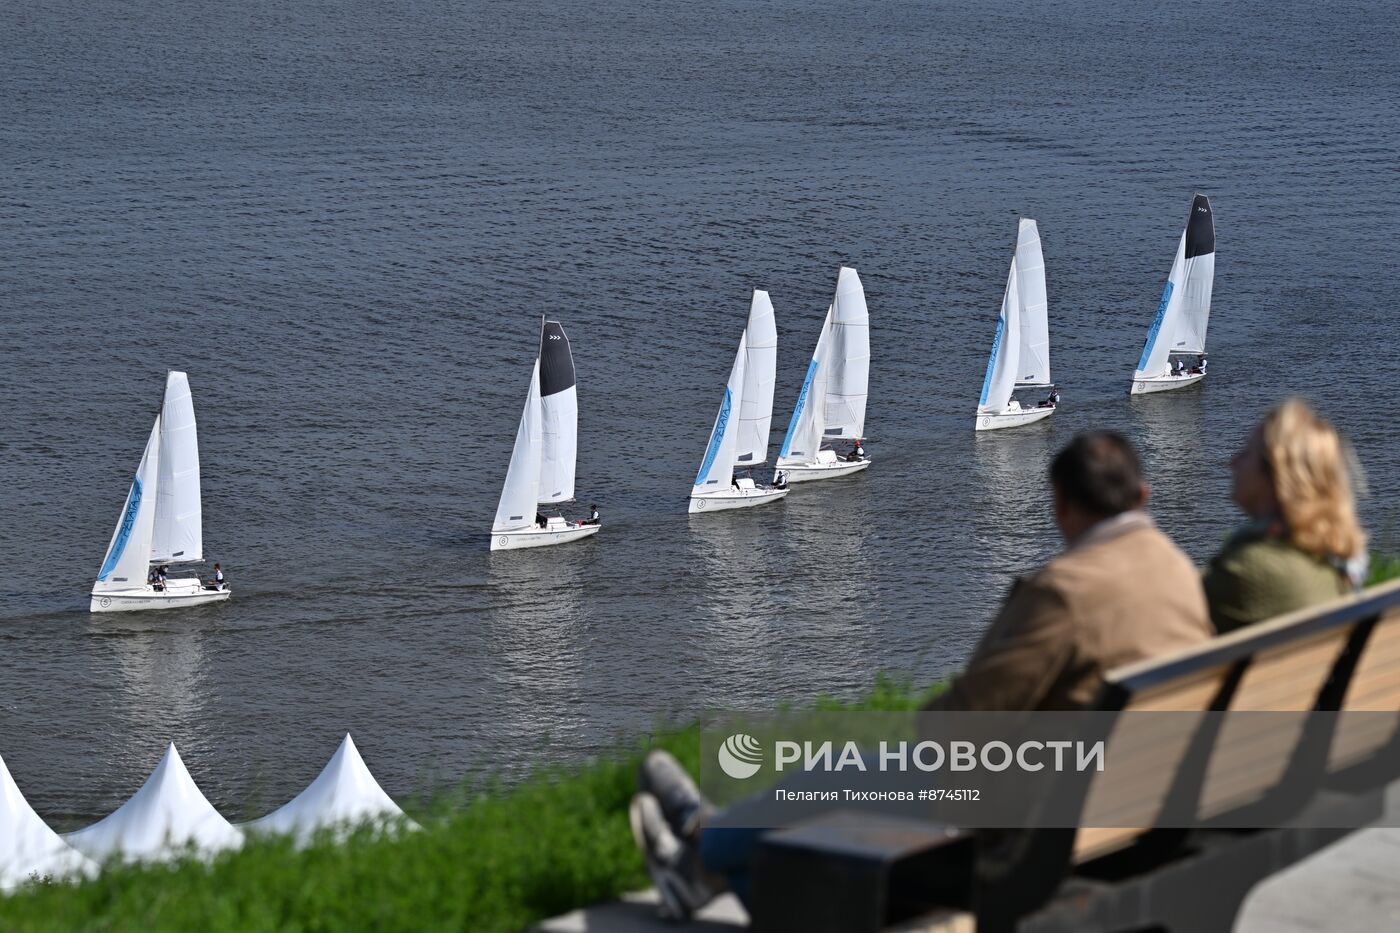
[1204,398,1367,633]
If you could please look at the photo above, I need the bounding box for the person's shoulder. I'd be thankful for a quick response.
[1038,521,1192,587]
[1217,533,1338,582]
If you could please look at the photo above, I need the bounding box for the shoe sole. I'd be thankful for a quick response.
[630,795,706,921]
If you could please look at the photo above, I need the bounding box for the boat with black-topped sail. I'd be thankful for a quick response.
[1131,194,1216,395]
[90,372,230,613]
[689,292,788,514]
[491,320,599,550]
[975,219,1058,431]
[773,266,871,482]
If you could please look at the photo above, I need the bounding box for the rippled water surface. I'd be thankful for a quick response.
[3,0,1399,823]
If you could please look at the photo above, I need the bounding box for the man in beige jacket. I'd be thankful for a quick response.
[928,430,1213,713]
[631,431,1213,918]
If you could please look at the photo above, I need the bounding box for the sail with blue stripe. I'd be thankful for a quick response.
[776,306,831,467]
[1133,194,1215,383]
[977,253,1022,415]
[93,418,162,591]
[691,330,748,496]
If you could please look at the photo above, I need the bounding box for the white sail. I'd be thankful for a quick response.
[978,253,1023,415]
[537,321,578,504]
[94,418,162,594]
[492,360,543,533]
[1135,194,1215,379]
[1013,220,1051,387]
[1173,194,1215,354]
[776,306,831,466]
[151,371,202,563]
[692,330,748,496]
[822,267,869,439]
[735,290,777,467]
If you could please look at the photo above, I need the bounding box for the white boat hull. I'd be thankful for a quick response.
[1131,373,1206,395]
[775,457,871,484]
[90,578,231,613]
[491,518,600,551]
[975,406,1056,432]
[688,486,788,514]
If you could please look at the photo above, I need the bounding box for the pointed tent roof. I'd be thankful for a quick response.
[0,753,96,892]
[242,734,414,843]
[63,743,242,863]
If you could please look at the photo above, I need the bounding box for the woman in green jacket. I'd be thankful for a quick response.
[1204,399,1367,634]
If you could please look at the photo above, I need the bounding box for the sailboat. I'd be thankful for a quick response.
[1131,193,1216,395]
[975,219,1058,431]
[90,372,229,613]
[689,291,788,514]
[490,320,600,551]
[773,266,871,483]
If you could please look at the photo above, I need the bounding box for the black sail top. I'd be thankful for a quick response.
[539,320,576,397]
[1185,193,1215,258]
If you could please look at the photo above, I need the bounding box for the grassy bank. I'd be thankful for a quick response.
[1369,553,1400,586]
[0,679,925,932]
[6,562,1397,932]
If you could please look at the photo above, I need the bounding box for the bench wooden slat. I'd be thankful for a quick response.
[1070,587,1400,864]
[1123,667,1228,712]
[751,581,1400,933]
[1328,607,1400,771]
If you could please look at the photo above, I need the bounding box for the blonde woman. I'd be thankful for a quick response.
[1204,399,1367,634]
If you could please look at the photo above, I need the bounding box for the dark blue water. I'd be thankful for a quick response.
[2,0,1398,824]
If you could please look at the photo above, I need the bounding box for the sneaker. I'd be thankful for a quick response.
[629,793,716,920]
[638,750,713,838]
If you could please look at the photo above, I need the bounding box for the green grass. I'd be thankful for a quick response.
[1368,552,1400,585]
[0,676,923,933]
[10,550,1398,932]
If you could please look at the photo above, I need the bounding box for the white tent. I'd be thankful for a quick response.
[0,753,96,891]
[63,743,243,863]
[242,734,415,843]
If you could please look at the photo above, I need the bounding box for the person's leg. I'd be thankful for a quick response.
[697,825,765,907]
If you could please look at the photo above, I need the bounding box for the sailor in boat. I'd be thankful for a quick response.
[583,504,600,526]
[844,439,866,463]
[150,565,169,591]
[535,512,548,529]
[1039,387,1061,409]
[773,470,789,489]
[1192,355,1208,375]
[205,563,226,591]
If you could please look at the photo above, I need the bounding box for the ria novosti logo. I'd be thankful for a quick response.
[717,733,764,779]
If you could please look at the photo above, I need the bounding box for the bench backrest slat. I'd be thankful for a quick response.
[1071,580,1400,862]
[1329,604,1400,770]
[1195,625,1358,818]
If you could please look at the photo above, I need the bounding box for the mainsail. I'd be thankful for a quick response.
[776,306,831,466]
[1135,193,1216,380]
[492,360,543,533]
[693,330,748,496]
[94,419,162,592]
[822,267,869,439]
[1173,194,1216,354]
[978,252,1023,415]
[735,291,777,467]
[1013,220,1051,388]
[537,320,578,504]
[151,372,202,563]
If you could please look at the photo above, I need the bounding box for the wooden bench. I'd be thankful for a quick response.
[749,579,1400,933]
